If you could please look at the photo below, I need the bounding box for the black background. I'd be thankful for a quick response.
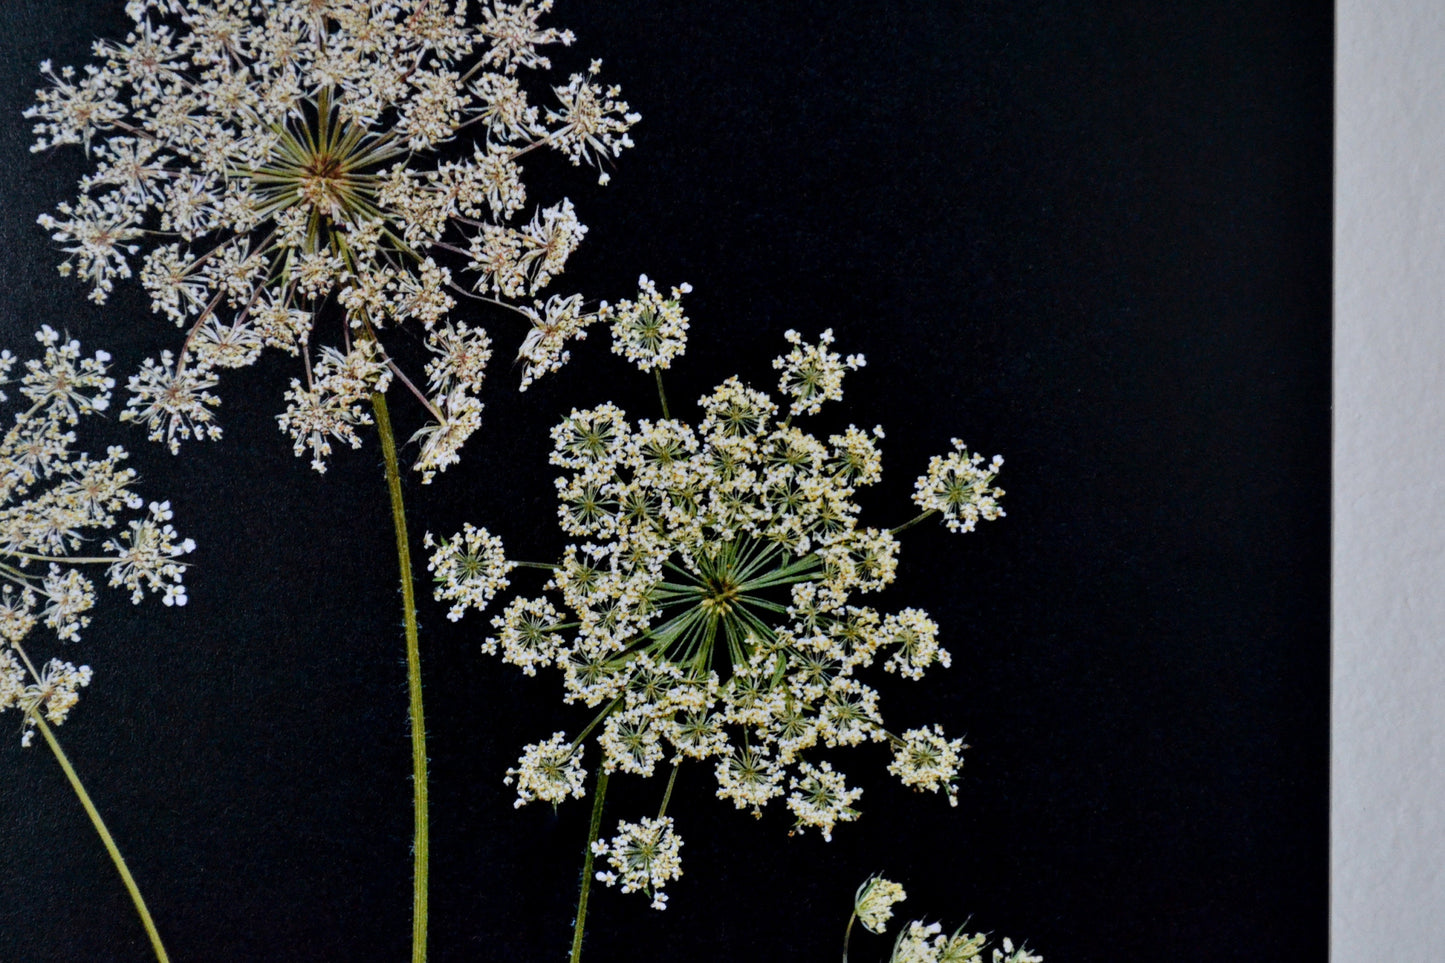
[0,2,1329,961]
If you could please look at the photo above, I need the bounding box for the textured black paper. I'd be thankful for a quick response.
[0,2,1329,961]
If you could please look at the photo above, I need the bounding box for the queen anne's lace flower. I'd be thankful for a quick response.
[0,329,193,745]
[604,275,692,372]
[433,329,1005,905]
[516,293,592,391]
[882,609,950,680]
[32,1,645,477]
[787,759,863,841]
[913,440,1006,534]
[591,815,684,910]
[773,328,865,417]
[122,352,222,453]
[888,725,968,805]
[503,731,588,808]
[424,524,515,622]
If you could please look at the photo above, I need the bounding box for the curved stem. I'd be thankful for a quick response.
[570,768,611,963]
[30,712,171,963]
[371,391,429,963]
[842,911,858,963]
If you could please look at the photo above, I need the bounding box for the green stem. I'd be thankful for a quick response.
[655,369,671,419]
[371,391,429,963]
[657,763,680,819]
[31,712,171,963]
[842,911,858,963]
[568,694,625,754]
[6,551,117,564]
[570,768,611,963]
[889,509,937,537]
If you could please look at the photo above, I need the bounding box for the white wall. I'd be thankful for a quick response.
[1336,2,1445,956]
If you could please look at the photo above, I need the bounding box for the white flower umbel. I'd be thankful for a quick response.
[436,329,1005,928]
[604,275,692,373]
[0,328,193,963]
[773,328,865,417]
[912,440,1006,534]
[31,10,665,959]
[504,730,588,808]
[424,523,515,622]
[888,725,969,806]
[842,873,907,963]
[787,760,862,841]
[31,0,645,478]
[591,815,683,910]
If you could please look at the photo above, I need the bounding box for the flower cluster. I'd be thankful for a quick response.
[603,275,692,372]
[514,274,692,391]
[424,522,514,622]
[773,327,866,417]
[846,876,1041,963]
[31,0,645,478]
[503,731,586,807]
[591,815,684,910]
[913,441,1005,534]
[431,330,1004,907]
[854,874,908,935]
[0,328,194,745]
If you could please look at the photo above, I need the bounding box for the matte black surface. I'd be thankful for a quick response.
[0,3,1329,961]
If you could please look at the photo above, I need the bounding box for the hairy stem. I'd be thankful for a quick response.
[372,391,429,963]
[31,712,171,963]
[570,768,611,963]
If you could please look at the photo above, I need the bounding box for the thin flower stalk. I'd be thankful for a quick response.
[28,709,171,963]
